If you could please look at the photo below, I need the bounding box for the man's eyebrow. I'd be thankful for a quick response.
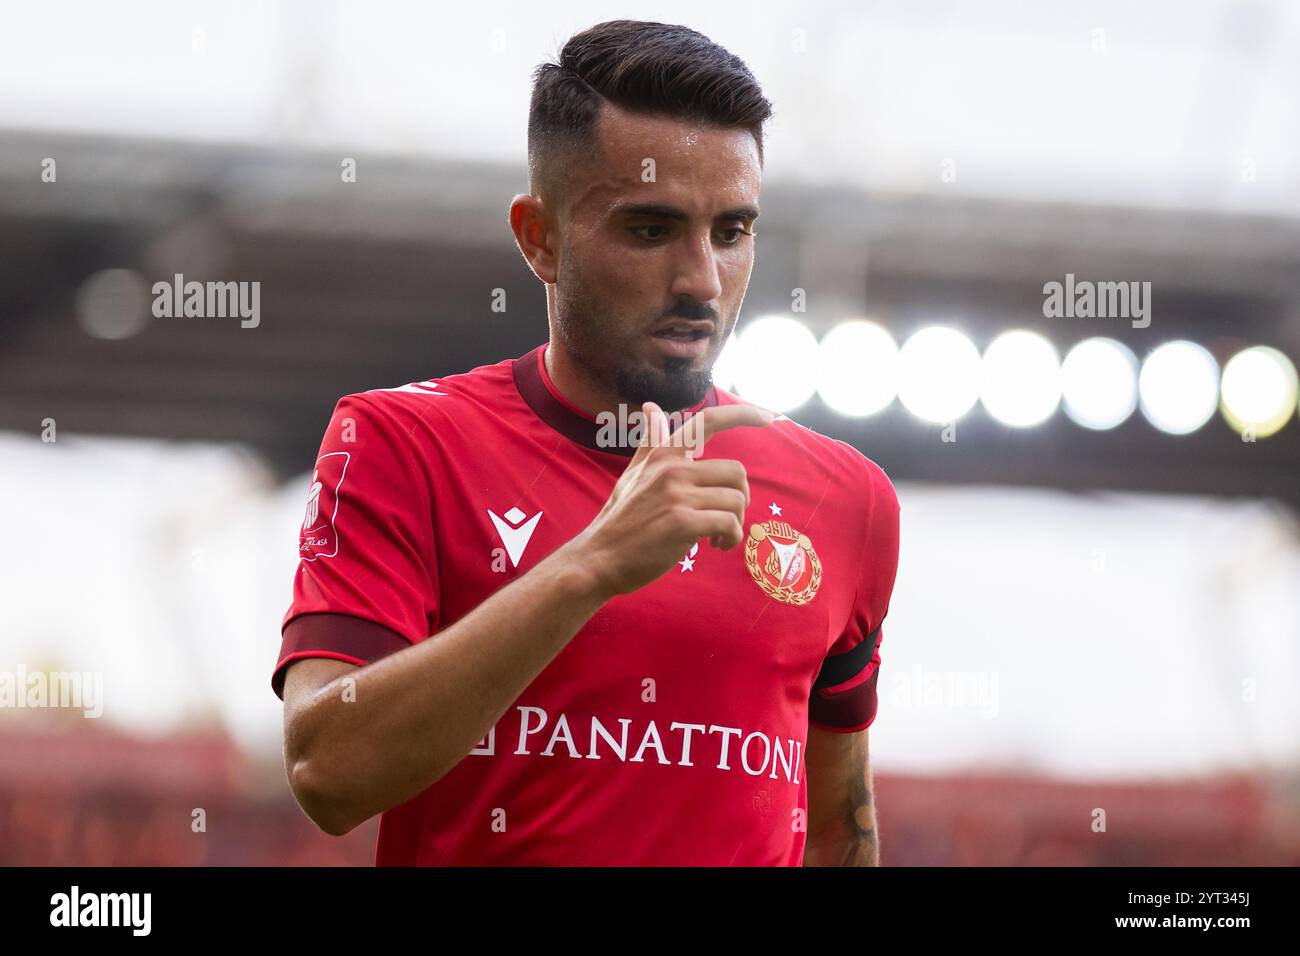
[718,206,760,223]
[612,202,760,222]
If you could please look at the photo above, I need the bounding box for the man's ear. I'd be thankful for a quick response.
[508,194,559,284]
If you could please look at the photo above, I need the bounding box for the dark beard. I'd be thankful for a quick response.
[614,359,714,411]
[554,258,718,412]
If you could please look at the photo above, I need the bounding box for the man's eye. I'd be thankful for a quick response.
[630,224,670,241]
[719,227,752,244]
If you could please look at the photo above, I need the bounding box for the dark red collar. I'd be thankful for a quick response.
[512,343,717,457]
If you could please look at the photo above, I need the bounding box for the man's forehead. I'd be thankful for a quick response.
[571,103,762,215]
[598,102,757,157]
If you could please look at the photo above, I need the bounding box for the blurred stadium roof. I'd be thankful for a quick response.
[2,0,1298,216]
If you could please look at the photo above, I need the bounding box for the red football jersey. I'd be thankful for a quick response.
[273,343,900,865]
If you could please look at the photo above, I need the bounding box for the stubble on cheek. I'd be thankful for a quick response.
[554,249,630,381]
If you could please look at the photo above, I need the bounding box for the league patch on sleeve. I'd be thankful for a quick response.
[299,451,349,560]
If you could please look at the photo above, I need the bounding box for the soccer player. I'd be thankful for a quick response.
[274,19,900,866]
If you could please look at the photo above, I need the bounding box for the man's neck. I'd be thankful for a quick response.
[543,340,626,419]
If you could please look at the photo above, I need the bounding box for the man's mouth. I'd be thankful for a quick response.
[648,320,714,360]
[650,319,714,342]
[652,327,710,342]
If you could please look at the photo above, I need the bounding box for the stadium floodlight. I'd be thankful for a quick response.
[711,333,740,392]
[76,268,151,340]
[1219,345,1298,438]
[980,330,1061,428]
[1138,340,1220,435]
[731,316,820,412]
[897,326,981,424]
[816,320,899,417]
[1060,337,1139,431]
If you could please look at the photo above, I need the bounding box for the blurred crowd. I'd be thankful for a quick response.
[3,725,1295,866]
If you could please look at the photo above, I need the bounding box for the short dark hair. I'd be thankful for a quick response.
[527,20,773,207]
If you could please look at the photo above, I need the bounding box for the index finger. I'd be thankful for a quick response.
[676,402,776,457]
[630,401,671,463]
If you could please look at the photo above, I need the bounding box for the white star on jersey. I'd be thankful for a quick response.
[678,542,698,572]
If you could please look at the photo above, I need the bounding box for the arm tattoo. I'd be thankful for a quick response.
[839,740,878,866]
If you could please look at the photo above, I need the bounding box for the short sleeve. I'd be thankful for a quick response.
[271,393,438,699]
[808,460,900,733]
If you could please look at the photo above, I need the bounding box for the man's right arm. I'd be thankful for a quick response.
[281,400,773,836]
[282,538,611,836]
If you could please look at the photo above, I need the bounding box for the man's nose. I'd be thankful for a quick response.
[670,231,723,304]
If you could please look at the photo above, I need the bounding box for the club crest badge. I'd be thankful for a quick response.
[744,519,822,605]
[299,451,349,561]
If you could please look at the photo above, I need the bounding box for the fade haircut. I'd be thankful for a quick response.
[527,20,773,210]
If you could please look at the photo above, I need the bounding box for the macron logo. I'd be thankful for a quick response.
[488,507,543,567]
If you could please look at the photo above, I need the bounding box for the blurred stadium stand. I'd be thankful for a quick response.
[3,724,1295,865]
[0,724,377,866]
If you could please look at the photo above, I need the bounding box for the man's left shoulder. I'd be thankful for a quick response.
[710,387,896,499]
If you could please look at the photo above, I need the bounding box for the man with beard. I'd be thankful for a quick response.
[274,19,900,866]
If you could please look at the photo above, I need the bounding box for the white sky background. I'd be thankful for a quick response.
[2,429,1298,779]
[0,0,1297,215]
